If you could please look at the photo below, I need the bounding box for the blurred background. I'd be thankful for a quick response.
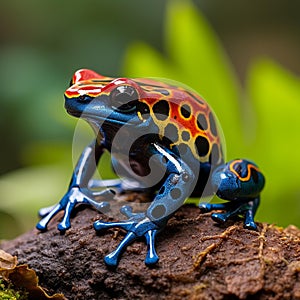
[1,0,300,239]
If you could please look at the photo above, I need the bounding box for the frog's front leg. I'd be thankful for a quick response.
[36,140,114,232]
[94,143,195,267]
[199,159,265,230]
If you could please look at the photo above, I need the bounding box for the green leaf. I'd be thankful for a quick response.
[0,165,68,236]
[165,0,239,104]
[247,58,300,226]
[124,0,243,159]
[123,42,177,79]
[123,2,300,227]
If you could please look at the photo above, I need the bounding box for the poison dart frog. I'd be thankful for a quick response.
[36,69,265,267]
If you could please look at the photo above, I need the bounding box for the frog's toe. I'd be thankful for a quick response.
[36,203,63,231]
[93,221,109,231]
[88,200,111,214]
[94,219,135,232]
[36,220,48,231]
[145,252,159,266]
[38,205,57,218]
[104,254,118,268]
[244,210,258,231]
[244,220,258,231]
[243,199,259,231]
[198,202,212,212]
[57,220,71,232]
[55,199,77,232]
[145,229,159,266]
[94,210,161,267]
[199,202,230,213]
[102,227,160,267]
[120,205,134,218]
[211,212,229,224]
[104,231,138,267]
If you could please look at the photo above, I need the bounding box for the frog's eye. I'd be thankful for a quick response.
[110,85,139,112]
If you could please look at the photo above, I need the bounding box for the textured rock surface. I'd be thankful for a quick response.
[1,203,300,300]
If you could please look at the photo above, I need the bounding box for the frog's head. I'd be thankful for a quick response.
[65,69,151,131]
[212,159,265,200]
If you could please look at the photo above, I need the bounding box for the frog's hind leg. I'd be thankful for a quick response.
[199,201,239,223]
[199,202,233,213]
[199,198,260,230]
[199,159,264,231]
[94,143,195,267]
[244,197,260,230]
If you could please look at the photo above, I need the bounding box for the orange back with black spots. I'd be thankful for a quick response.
[132,78,224,166]
[65,70,224,169]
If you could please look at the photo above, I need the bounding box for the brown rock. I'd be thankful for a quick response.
[1,203,300,300]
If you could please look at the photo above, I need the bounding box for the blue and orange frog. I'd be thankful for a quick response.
[36,69,265,267]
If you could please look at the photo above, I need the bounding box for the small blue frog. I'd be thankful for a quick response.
[37,69,265,267]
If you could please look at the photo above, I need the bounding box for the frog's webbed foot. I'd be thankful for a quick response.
[94,205,162,267]
[199,198,260,231]
[36,188,114,232]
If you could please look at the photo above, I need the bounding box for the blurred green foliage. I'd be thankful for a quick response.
[0,0,299,239]
[124,0,300,228]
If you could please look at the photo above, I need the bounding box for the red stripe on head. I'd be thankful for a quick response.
[71,69,106,84]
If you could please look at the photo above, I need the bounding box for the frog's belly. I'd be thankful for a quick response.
[111,155,167,191]
[111,154,215,198]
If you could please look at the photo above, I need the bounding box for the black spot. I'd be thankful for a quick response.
[209,112,218,136]
[196,113,208,131]
[153,100,170,121]
[158,186,165,195]
[209,143,220,165]
[170,188,181,199]
[151,205,166,219]
[154,89,170,96]
[195,135,210,157]
[180,104,191,118]
[251,169,259,184]
[164,123,179,143]
[137,102,150,116]
[181,131,190,141]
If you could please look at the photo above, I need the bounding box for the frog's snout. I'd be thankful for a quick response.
[212,168,241,200]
